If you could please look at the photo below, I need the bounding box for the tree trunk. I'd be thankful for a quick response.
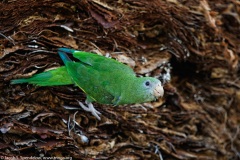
[0,0,239,159]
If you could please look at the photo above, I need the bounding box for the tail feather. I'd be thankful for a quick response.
[11,71,53,86]
[11,78,31,84]
[11,67,73,86]
[11,48,78,86]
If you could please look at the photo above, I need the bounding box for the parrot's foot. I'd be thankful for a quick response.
[77,100,102,120]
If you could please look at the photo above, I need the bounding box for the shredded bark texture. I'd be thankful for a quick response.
[0,0,239,159]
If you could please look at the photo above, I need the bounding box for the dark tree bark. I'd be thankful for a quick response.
[0,0,239,159]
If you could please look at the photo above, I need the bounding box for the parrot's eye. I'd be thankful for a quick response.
[145,81,150,86]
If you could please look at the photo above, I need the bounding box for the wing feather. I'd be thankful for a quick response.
[72,51,135,76]
[66,62,117,104]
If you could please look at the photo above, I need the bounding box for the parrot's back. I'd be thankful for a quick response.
[59,48,136,76]
[58,48,136,104]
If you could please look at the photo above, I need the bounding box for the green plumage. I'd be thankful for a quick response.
[11,66,73,86]
[12,48,164,106]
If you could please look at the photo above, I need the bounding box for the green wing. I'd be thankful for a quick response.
[65,61,117,104]
[58,48,136,104]
[72,51,136,76]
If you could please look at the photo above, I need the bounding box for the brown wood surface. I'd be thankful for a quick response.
[0,0,239,159]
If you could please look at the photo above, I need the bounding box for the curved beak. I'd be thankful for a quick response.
[153,83,164,98]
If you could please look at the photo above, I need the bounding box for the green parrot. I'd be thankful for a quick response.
[11,48,164,120]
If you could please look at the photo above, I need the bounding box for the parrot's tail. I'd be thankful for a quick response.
[11,78,30,84]
[11,71,53,86]
[11,67,73,86]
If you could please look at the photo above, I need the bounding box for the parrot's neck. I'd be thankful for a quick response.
[118,77,152,105]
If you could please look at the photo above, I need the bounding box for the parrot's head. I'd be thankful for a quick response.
[133,77,164,102]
